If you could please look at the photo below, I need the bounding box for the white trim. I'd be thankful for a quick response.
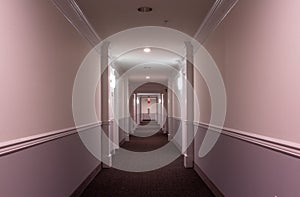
[194,0,222,39]
[50,0,101,46]
[194,122,300,158]
[194,162,224,197]
[101,120,114,125]
[136,93,161,96]
[194,0,240,43]
[0,122,101,156]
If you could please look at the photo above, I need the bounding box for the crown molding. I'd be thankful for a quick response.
[194,0,240,43]
[111,62,125,76]
[51,0,101,46]
[51,0,238,46]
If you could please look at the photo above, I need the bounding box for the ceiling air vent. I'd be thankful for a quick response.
[137,6,153,13]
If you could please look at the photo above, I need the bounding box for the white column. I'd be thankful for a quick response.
[112,68,119,150]
[168,81,173,141]
[101,41,112,168]
[124,78,130,141]
[133,93,136,128]
[162,93,168,134]
[181,64,187,155]
[137,96,140,125]
[157,95,161,125]
[184,41,194,168]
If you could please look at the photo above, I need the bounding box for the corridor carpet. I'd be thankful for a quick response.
[80,122,214,197]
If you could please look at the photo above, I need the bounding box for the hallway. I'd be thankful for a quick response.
[80,121,214,197]
[1,0,300,196]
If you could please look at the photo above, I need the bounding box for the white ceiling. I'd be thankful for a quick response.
[74,0,215,83]
[123,62,175,83]
[115,48,182,70]
[105,28,191,83]
[116,48,180,83]
[76,0,216,39]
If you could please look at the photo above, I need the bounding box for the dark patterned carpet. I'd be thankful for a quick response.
[80,121,214,197]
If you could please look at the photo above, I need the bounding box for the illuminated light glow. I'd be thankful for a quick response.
[143,48,151,53]
[109,75,116,89]
[146,76,150,79]
[177,75,182,90]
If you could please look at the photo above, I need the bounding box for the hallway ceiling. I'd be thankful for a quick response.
[103,26,197,83]
[75,0,216,39]
[116,48,180,83]
[115,48,181,70]
[74,0,215,84]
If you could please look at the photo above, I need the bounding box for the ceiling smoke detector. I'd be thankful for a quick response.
[137,6,153,13]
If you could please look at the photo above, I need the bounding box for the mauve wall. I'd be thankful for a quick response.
[0,129,101,197]
[194,0,300,196]
[0,1,101,196]
[0,0,92,142]
[203,0,300,143]
[194,126,300,196]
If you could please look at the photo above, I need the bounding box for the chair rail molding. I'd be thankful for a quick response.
[194,0,240,43]
[0,122,101,157]
[194,121,300,158]
[51,0,101,46]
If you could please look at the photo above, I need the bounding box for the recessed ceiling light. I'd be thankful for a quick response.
[137,6,153,13]
[146,76,150,79]
[144,48,151,53]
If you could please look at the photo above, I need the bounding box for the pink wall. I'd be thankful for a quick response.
[194,2,300,195]
[0,0,92,142]
[194,69,211,124]
[200,0,300,143]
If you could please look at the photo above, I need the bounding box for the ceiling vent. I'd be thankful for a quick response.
[137,6,153,13]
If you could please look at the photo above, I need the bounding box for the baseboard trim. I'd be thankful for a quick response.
[71,163,102,197]
[194,162,224,197]
[119,138,126,146]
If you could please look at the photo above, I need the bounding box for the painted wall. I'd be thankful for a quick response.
[0,1,101,196]
[194,125,300,196]
[0,0,93,142]
[194,0,300,196]
[201,0,300,143]
[0,130,101,197]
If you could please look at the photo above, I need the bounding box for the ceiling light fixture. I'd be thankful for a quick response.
[137,6,153,13]
[144,48,151,53]
[146,76,150,79]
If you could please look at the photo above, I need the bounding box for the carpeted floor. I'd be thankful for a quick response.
[80,121,214,197]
